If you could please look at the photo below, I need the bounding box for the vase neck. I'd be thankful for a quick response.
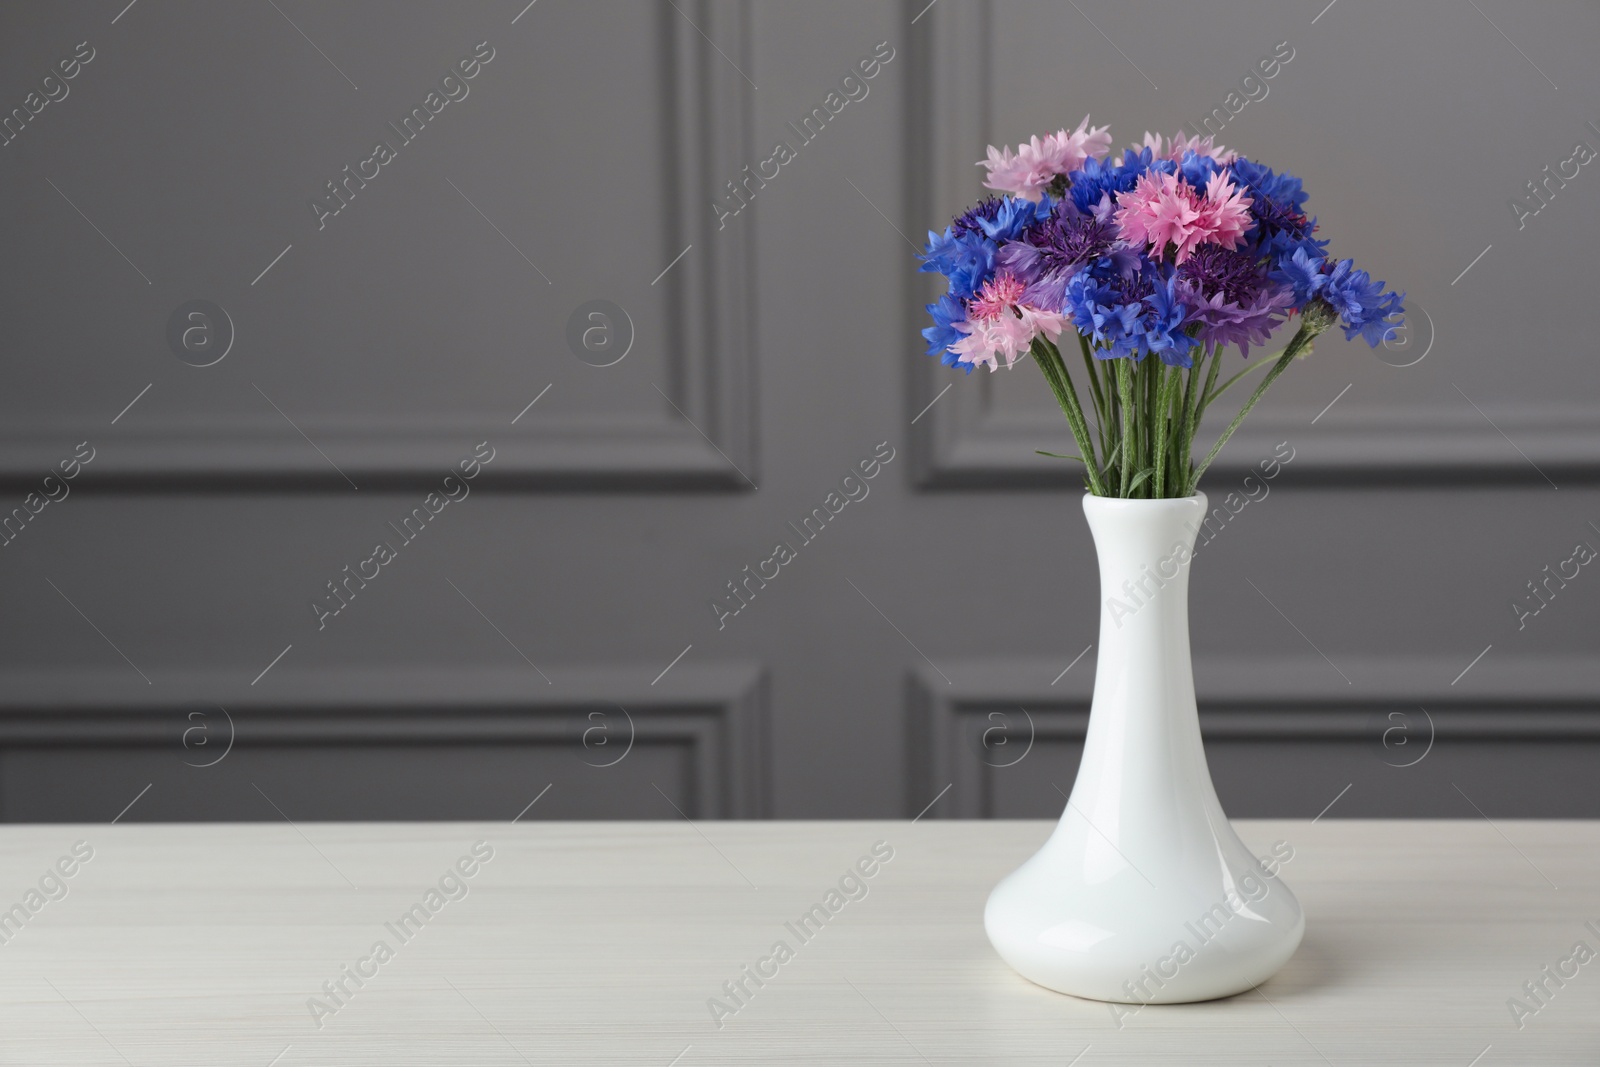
[1084,494,1206,666]
[1065,493,1221,835]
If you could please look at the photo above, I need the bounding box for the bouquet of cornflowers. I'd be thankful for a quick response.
[920,117,1403,498]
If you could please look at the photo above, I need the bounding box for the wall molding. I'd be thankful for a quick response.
[907,654,1600,818]
[903,0,1600,488]
[0,661,769,819]
[0,0,757,493]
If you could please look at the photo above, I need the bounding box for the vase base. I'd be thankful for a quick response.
[989,919,1305,1004]
[984,811,1306,1004]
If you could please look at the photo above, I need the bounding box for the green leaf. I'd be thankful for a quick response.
[1124,466,1156,496]
[1035,450,1085,462]
[1029,338,1109,496]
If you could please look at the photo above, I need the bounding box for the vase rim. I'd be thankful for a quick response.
[1081,491,1208,509]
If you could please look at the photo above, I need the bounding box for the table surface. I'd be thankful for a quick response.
[0,819,1594,1066]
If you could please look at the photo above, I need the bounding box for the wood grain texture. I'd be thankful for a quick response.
[0,819,1594,1064]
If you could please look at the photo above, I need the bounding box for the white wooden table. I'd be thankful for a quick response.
[0,819,1594,1065]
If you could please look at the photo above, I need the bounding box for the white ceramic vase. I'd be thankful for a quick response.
[984,491,1304,1003]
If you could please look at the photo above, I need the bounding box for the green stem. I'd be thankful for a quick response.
[1142,359,1156,493]
[1191,324,1321,488]
[1201,345,1288,408]
[1178,346,1215,498]
[1129,359,1142,496]
[1175,358,1199,496]
[1194,343,1225,427]
[1104,358,1120,445]
[1115,358,1135,497]
[1168,365,1185,494]
[1077,333,1107,436]
[1032,338,1108,497]
[1153,363,1174,498]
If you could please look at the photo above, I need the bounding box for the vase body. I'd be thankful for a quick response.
[984,492,1303,1003]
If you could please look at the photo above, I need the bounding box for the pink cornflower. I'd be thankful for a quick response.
[949,300,1068,372]
[1139,130,1238,165]
[1114,172,1199,260]
[1113,170,1253,264]
[979,147,1034,200]
[967,271,1027,322]
[1194,171,1253,251]
[980,116,1113,201]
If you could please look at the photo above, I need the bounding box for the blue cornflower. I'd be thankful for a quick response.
[920,227,996,299]
[1177,150,1222,190]
[1229,157,1308,210]
[1066,148,1173,214]
[1230,156,1320,268]
[1320,259,1405,347]
[1065,266,1142,358]
[920,196,1050,300]
[1137,270,1199,368]
[1065,261,1195,365]
[1258,229,1329,274]
[954,195,1053,243]
[951,198,1008,237]
[1269,245,1327,306]
[922,293,971,371]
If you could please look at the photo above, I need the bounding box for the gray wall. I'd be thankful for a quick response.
[1,0,1596,822]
